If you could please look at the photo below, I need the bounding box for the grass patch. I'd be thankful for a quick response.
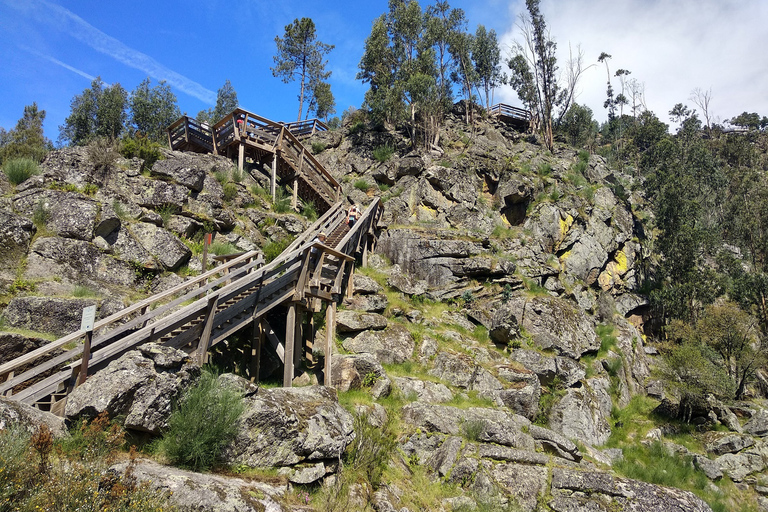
[353,178,371,193]
[2,158,40,185]
[213,170,228,185]
[273,188,291,213]
[301,202,318,221]
[537,162,552,177]
[311,142,326,154]
[262,237,293,262]
[372,144,395,163]
[222,182,238,202]
[158,368,245,472]
[230,167,244,183]
[72,285,99,298]
[208,241,239,256]
[32,199,51,229]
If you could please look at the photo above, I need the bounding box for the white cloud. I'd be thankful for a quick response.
[4,0,216,104]
[496,0,768,126]
[19,45,97,83]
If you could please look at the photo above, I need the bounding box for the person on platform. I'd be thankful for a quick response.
[346,204,360,228]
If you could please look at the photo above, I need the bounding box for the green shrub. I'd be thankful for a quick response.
[578,149,590,162]
[460,418,485,441]
[372,144,395,163]
[3,157,39,185]
[311,142,327,154]
[82,183,98,196]
[349,121,365,134]
[32,199,50,228]
[537,162,552,177]
[345,412,396,488]
[72,285,99,298]
[223,182,238,202]
[230,167,244,183]
[156,203,178,225]
[354,179,371,192]
[262,238,292,262]
[213,170,228,185]
[160,369,245,472]
[273,189,291,213]
[208,241,239,256]
[120,135,163,170]
[301,202,318,221]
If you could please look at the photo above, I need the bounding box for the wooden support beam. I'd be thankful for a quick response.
[324,301,336,388]
[238,143,245,171]
[283,303,296,387]
[292,178,298,210]
[271,156,277,202]
[293,305,303,371]
[197,293,220,365]
[250,318,263,383]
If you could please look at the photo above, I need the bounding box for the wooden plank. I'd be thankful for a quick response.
[283,304,296,387]
[324,301,335,388]
[196,293,220,364]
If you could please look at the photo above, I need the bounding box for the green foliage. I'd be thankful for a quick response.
[214,170,228,184]
[208,241,239,256]
[59,78,127,146]
[156,203,178,225]
[0,103,50,164]
[311,142,327,154]
[272,17,334,121]
[120,135,163,170]
[2,157,39,185]
[230,166,244,183]
[197,80,239,125]
[559,103,599,148]
[82,183,98,196]
[263,238,292,262]
[349,121,366,134]
[345,412,396,488]
[128,77,181,143]
[32,199,50,228]
[72,285,99,298]
[112,199,129,220]
[460,418,486,442]
[222,182,238,202]
[160,369,245,472]
[273,188,291,213]
[301,202,318,221]
[372,144,395,162]
[537,162,552,177]
[353,178,371,192]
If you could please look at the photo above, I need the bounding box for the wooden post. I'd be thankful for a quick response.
[271,156,277,202]
[201,233,211,275]
[324,301,336,388]
[283,303,296,387]
[293,305,303,371]
[77,305,96,386]
[197,293,220,365]
[291,178,299,210]
[346,263,355,299]
[238,143,245,171]
[305,310,315,364]
[250,318,263,383]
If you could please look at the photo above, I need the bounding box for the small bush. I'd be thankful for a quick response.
[230,167,244,183]
[537,162,552,177]
[209,241,239,256]
[353,179,371,192]
[262,238,292,262]
[311,142,327,154]
[87,137,120,169]
[460,418,485,441]
[223,182,238,202]
[273,189,291,213]
[3,157,39,185]
[346,412,396,488]
[349,121,365,134]
[72,285,99,298]
[32,199,50,228]
[120,135,163,170]
[82,183,99,196]
[213,170,228,185]
[160,369,245,472]
[372,144,395,162]
[156,203,178,225]
[301,202,318,221]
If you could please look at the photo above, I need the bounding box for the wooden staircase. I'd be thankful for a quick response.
[0,199,382,414]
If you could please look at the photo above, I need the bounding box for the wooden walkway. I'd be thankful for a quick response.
[0,199,382,414]
[490,103,531,132]
[167,110,338,214]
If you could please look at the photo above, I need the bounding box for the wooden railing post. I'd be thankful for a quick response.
[324,301,336,388]
[197,293,220,365]
[283,303,296,387]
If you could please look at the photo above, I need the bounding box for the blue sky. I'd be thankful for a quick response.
[1,0,766,142]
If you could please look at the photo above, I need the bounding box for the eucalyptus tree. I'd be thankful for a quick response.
[59,77,127,146]
[472,25,504,109]
[272,18,334,122]
[198,80,239,125]
[128,78,181,143]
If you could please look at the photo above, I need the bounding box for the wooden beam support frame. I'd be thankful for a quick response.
[324,301,336,388]
[197,293,220,365]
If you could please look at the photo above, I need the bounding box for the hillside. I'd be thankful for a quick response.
[1,108,768,512]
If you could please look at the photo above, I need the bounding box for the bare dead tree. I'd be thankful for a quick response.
[690,87,713,133]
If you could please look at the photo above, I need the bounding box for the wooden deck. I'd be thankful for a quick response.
[0,199,383,414]
[168,109,338,214]
[490,103,531,132]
